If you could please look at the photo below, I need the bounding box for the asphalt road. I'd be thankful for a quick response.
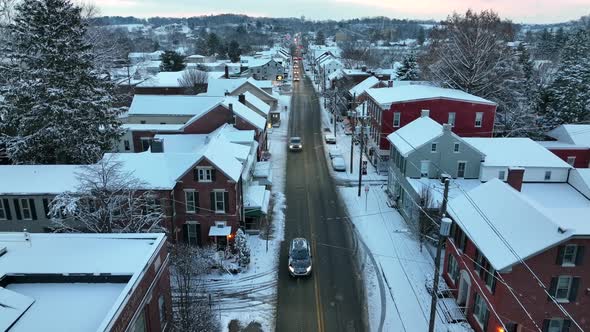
[275,75,367,332]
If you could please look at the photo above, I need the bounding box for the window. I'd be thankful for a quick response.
[158,295,167,327]
[475,112,483,128]
[546,319,571,332]
[124,140,130,151]
[42,198,50,217]
[472,293,490,328]
[0,200,6,220]
[474,249,496,292]
[197,167,213,182]
[186,223,200,246]
[213,191,226,213]
[420,161,430,178]
[457,162,466,178]
[140,120,146,124]
[448,112,456,127]
[446,254,459,285]
[185,191,196,214]
[453,143,460,153]
[545,171,552,181]
[498,170,506,180]
[566,156,576,166]
[554,276,573,301]
[20,199,32,220]
[561,244,581,266]
[393,112,401,127]
[431,143,438,152]
[450,222,467,251]
[130,310,147,332]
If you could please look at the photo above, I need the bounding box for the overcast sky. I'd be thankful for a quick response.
[96,0,588,24]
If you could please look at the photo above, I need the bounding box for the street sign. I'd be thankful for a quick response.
[362,161,368,175]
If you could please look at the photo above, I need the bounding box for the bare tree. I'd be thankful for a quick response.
[49,155,165,233]
[179,68,209,94]
[170,244,220,332]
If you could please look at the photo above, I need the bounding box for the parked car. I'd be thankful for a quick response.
[331,156,346,172]
[324,134,336,144]
[328,146,343,159]
[288,238,312,277]
[289,137,302,151]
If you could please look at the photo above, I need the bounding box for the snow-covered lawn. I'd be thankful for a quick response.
[338,186,472,332]
[202,93,290,331]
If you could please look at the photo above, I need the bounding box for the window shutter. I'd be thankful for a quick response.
[195,192,200,213]
[182,224,189,243]
[42,198,49,217]
[556,245,565,265]
[568,277,580,302]
[548,277,557,301]
[194,169,199,182]
[491,274,497,294]
[13,199,21,220]
[3,199,11,220]
[474,250,479,271]
[224,192,229,213]
[542,320,550,332]
[210,192,215,211]
[575,246,584,266]
[29,199,37,220]
[211,169,217,182]
[563,319,571,332]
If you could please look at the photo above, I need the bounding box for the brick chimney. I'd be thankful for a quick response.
[238,94,246,105]
[507,167,525,192]
[228,103,233,112]
[224,65,229,79]
[421,109,430,118]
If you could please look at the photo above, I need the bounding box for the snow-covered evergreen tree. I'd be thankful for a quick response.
[0,0,123,164]
[234,229,251,268]
[542,29,590,126]
[396,53,420,81]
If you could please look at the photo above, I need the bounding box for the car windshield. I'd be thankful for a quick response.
[290,138,301,143]
[291,248,309,260]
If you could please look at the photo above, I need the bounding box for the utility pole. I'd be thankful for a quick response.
[428,176,452,332]
[357,102,366,197]
[350,93,356,174]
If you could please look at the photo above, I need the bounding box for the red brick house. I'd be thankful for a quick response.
[0,232,171,332]
[443,178,590,332]
[538,125,590,168]
[119,94,268,158]
[363,85,497,172]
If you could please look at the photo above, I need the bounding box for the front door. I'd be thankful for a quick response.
[420,161,429,178]
[457,162,466,178]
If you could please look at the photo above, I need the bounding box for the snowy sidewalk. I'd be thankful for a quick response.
[338,186,472,332]
[203,93,291,331]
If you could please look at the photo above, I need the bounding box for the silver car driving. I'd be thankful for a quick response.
[288,238,312,277]
[289,137,302,151]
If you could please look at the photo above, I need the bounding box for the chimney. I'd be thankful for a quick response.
[238,94,246,105]
[361,66,367,72]
[388,80,393,87]
[421,109,430,118]
[224,65,229,79]
[224,89,230,96]
[151,138,164,153]
[443,123,452,132]
[507,167,525,192]
[228,103,233,112]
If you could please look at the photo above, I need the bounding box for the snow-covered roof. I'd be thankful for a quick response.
[0,232,166,332]
[128,95,223,116]
[102,152,202,189]
[407,178,484,208]
[366,85,496,107]
[537,141,588,150]
[546,124,590,147]
[209,225,232,236]
[448,179,571,271]
[206,78,248,95]
[122,123,183,132]
[463,138,572,168]
[247,78,273,89]
[224,97,266,131]
[386,116,444,156]
[328,69,344,81]
[349,76,380,97]
[0,165,81,195]
[568,169,590,199]
[244,91,271,115]
[245,185,271,214]
[137,70,221,88]
[247,57,272,68]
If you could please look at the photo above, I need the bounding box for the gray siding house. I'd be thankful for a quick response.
[386,112,484,224]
